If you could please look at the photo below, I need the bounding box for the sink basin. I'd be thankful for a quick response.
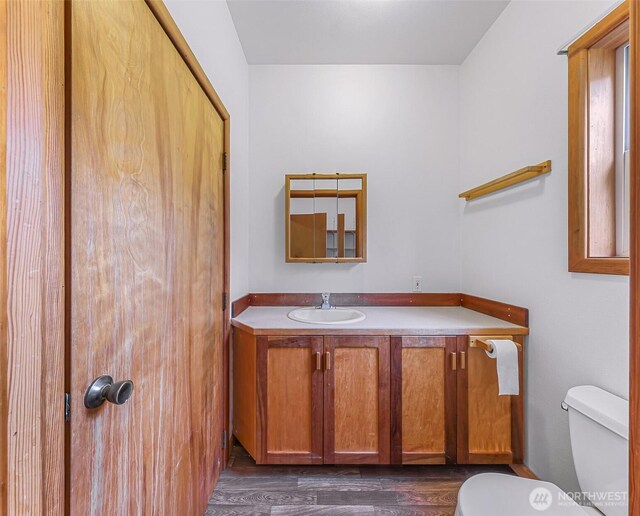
[288,307,366,325]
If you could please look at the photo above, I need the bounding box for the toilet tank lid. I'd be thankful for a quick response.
[564,385,628,440]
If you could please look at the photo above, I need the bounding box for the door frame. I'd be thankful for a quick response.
[629,0,640,512]
[0,1,231,513]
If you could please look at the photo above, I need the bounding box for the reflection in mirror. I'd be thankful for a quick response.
[286,174,367,263]
[337,178,361,258]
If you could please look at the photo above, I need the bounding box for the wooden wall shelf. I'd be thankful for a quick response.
[459,160,552,201]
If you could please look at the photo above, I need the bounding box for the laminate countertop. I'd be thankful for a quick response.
[231,306,529,336]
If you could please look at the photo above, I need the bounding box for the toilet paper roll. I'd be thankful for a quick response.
[485,339,519,396]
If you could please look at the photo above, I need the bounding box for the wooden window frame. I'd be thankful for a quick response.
[629,0,640,512]
[568,2,630,275]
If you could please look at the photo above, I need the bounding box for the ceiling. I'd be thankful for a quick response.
[226,0,510,65]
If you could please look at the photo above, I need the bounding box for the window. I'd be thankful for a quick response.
[568,2,630,275]
[614,43,630,257]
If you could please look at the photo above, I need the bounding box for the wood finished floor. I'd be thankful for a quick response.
[205,445,515,515]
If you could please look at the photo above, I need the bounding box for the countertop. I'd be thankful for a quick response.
[231,306,529,336]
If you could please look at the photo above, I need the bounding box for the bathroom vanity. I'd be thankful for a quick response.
[231,294,528,467]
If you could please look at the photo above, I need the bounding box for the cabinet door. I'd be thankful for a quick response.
[323,336,390,464]
[390,337,457,465]
[257,336,324,464]
[456,336,524,464]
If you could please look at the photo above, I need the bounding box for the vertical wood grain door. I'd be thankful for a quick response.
[390,337,457,465]
[456,336,524,464]
[257,336,324,464]
[68,1,225,514]
[323,336,390,464]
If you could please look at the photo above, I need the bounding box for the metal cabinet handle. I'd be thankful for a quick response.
[450,352,457,371]
[84,375,134,409]
[325,352,331,371]
[460,351,466,370]
[315,352,322,371]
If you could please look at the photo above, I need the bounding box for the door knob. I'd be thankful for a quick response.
[84,375,134,409]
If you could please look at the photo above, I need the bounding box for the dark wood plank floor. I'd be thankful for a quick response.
[205,445,515,515]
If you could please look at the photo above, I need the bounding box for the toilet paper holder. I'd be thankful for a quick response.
[469,336,522,353]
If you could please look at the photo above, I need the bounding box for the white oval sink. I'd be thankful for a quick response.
[288,307,366,325]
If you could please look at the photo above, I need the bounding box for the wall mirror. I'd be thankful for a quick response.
[285,173,367,263]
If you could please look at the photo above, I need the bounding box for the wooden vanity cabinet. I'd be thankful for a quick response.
[456,335,524,464]
[256,335,324,464]
[234,328,524,466]
[390,337,457,465]
[390,335,525,465]
[324,336,390,464]
[233,330,390,465]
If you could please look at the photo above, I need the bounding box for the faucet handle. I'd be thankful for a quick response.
[322,292,330,302]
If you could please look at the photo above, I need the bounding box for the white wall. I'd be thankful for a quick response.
[165,0,250,299]
[459,1,628,492]
[249,65,461,293]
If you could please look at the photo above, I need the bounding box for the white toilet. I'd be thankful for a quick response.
[455,385,628,515]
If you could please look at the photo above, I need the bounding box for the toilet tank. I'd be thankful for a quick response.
[564,385,628,516]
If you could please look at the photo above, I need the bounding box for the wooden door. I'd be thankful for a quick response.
[68,1,225,514]
[456,336,524,464]
[257,336,324,464]
[390,337,457,465]
[323,336,390,464]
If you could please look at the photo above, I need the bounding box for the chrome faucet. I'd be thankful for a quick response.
[320,293,331,310]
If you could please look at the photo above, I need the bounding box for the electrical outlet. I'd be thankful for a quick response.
[412,276,422,292]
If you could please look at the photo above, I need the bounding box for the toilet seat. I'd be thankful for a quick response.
[455,473,593,516]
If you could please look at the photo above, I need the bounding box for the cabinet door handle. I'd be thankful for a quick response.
[315,352,322,371]
[325,352,331,371]
[460,351,466,370]
[450,352,457,371]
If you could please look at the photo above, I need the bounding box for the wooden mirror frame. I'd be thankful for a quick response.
[285,173,367,264]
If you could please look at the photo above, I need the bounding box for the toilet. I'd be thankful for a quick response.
[455,385,628,515]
